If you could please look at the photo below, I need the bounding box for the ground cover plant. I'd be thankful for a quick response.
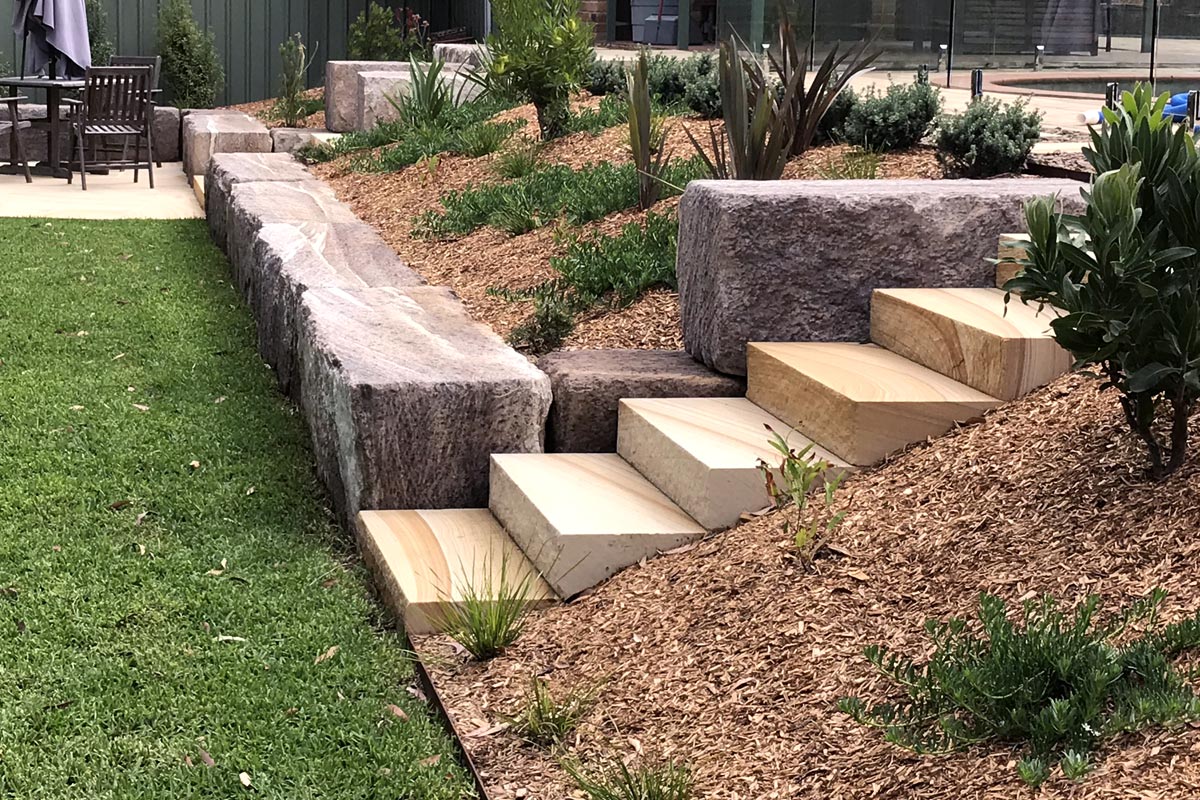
[1008,85,1200,477]
[840,590,1200,786]
[0,219,470,798]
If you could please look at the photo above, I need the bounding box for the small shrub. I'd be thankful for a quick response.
[348,3,430,61]
[936,97,1042,177]
[436,551,540,660]
[481,0,593,140]
[494,137,543,179]
[497,282,581,353]
[814,87,858,143]
[567,760,693,800]
[757,427,846,562]
[507,676,595,746]
[840,590,1200,787]
[158,0,224,108]
[386,58,452,128]
[457,120,519,157]
[587,58,627,96]
[646,54,688,105]
[86,0,114,67]
[273,33,318,128]
[681,54,721,119]
[844,78,941,152]
[817,147,882,179]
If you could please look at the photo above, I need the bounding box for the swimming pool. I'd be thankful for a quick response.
[998,77,1200,97]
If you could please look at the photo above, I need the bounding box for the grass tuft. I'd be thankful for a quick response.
[507,676,595,747]
[567,759,693,800]
[436,551,539,660]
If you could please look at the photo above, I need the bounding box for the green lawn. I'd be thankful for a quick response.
[0,219,472,799]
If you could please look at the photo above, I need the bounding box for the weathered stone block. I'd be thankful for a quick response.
[296,286,551,518]
[537,349,744,452]
[227,181,360,300]
[205,152,314,251]
[270,127,341,154]
[152,105,182,162]
[677,178,1086,375]
[324,60,410,132]
[250,221,425,398]
[433,43,488,68]
[182,110,271,180]
[356,67,483,130]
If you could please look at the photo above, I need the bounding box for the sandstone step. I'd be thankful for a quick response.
[746,342,1001,466]
[489,453,705,598]
[616,397,851,530]
[870,288,1070,401]
[193,174,205,209]
[996,233,1029,288]
[356,508,556,635]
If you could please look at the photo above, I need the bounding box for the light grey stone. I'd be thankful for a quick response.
[152,105,182,162]
[204,152,313,251]
[249,222,425,399]
[356,66,482,130]
[296,286,551,518]
[182,110,271,179]
[270,127,341,154]
[677,178,1088,375]
[324,60,411,132]
[226,181,360,300]
[433,43,489,68]
[537,350,744,452]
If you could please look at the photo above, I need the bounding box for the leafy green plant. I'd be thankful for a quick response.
[494,136,544,179]
[496,281,582,352]
[86,0,114,67]
[757,427,846,562]
[815,87,858,144]
[840,590,1200,787]
[348,2,430,61]
[479,0,593,140]
[273,33,318,128]
[1007,86,1200,478]
[936,97,1042,177]
[567,760,693,800]
[817,147,882,179]
[436,551,541,660]
[681,54,721,119]
[844,77,941,152]
[627,50,670,211]
[386,58,453,128]
[507,676,596,747]
[565,93,629,135]
[158,0,224,108]
[492,186,545,235]
[456,120,520,157]
[587,58,628,96]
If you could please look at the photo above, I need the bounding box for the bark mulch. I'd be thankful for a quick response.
[225,87,326,130]
[313,104,940,352]
[415,372,1200,799]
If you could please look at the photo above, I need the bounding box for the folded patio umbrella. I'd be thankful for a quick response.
[12,0,92,78]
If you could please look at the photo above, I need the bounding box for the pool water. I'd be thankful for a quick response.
[1002,78,1200,97]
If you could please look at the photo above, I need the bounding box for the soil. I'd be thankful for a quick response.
[313,102,943,353]
[226,87,326,130]
[416,371,1200,799]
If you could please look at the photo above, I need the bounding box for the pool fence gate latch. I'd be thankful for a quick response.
[1188,90,1200,132]
[970,69,984,100]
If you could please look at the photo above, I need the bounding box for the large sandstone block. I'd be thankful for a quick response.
[356,67,483,130]
[297,286,551,518]
[324,60,411,132]
[537,349,744,452]
[250,222,425,398]
[677,178,1086,375]
[227,180,359,300]
[433,43,489,68]
[205,152,314,251]
[182,110,271,180]
[271,127,341,155]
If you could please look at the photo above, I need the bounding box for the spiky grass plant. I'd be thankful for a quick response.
[567,759,693,800]
[627,50,670,210]
[507,676,596,747]
[436,551,540,660]
[816,148,883,180]
[386,58,452,128]
[840,590,1200,787]
[457,120,520,157]
[494,136,543,179]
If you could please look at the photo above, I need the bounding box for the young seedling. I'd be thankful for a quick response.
[507,676,596,747]
[757,425,847,564]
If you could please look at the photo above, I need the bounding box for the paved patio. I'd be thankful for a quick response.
[0,165,202,220]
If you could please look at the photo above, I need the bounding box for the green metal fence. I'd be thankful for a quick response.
[0,0,488,106]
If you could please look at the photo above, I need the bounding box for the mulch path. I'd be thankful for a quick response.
[313,102,941,352]
[415,371,1200,799]
[225,87,325,130]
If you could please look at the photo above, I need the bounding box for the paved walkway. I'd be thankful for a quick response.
[0,164,202,220]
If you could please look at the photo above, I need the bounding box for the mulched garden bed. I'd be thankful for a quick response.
[226,87,326,130]
[313,100,943,353]
[414,371,1200,799]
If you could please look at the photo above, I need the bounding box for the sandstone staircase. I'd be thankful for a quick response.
[358,235,1067,632]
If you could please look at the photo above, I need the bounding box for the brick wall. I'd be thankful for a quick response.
[579,0,608,41]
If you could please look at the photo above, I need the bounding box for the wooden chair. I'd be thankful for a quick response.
[66,66,155,191]
[109,56,163,168]
[0,95,32,183]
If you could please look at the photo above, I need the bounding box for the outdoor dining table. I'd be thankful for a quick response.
[0,76,84,178]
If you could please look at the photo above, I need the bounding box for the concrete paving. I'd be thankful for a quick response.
[0,164,202,220]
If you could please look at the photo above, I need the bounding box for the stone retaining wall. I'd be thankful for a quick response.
[204,152,551,520]
[677,178,1088,375]
[0,103,182,162]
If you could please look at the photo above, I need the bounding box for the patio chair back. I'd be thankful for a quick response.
[80,66,154,132]
[110,56,162,92]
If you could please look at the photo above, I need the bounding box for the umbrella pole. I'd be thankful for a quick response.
[21,31,27,78]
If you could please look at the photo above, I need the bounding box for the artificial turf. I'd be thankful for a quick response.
[0,219,473,799]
